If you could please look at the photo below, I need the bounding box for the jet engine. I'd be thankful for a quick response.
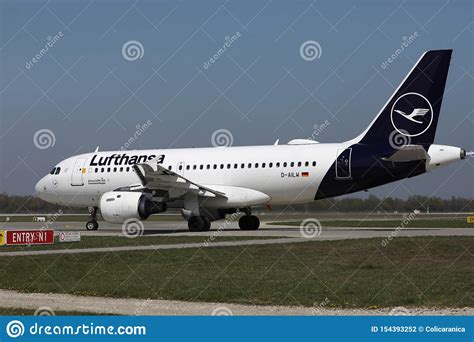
[100,191,167,224]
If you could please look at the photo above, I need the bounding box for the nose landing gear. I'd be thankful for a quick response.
[86,206,99,231]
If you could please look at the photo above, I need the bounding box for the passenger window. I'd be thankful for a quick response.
[200,165,203,170]
[312,161,316,166]
[290,162,294,167]
[227,164,231,169]
[113,167,117,172]
[101,168,104,172]
[213,164,217,169]
[255,163,259,168]
[241,163,245,168]
[179,165,183,171]
[298,162,302,167]
[95,168,98,173]
[283,162,287,167]
[186,165,190,170]
[126,167,130,172]
[269,162,273,168]
[120,167,123,172]
[248,163,252,168]
[276,162,280,167]
[107,167,111,172]
[262,163,266,168]
[207,164,210,169]
[193,165,197,170]
[220,164,224,169]
[234,163,238,169]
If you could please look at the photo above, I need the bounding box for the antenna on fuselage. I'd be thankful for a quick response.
[94,146,99,152]
[274,139,279,146]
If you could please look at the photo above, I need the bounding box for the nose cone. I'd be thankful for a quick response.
[35,177,47,199]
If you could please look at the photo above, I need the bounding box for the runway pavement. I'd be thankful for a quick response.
[1,220,472,256]
[1,220,473,239]
[0,237,309,257]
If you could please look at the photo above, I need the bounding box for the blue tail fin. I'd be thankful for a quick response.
[358,50,452,150]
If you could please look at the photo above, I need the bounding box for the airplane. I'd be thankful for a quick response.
[35,49,468,232]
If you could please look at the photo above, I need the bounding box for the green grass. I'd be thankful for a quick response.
[0,235,277,252]
[0,237,472,308]
[0,307,106,316]
[269,218,473,228]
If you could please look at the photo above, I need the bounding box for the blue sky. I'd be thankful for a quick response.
[0,0,472,197]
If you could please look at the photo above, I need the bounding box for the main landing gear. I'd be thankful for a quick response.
[186,208,260,232]
[86,206,99,231]
[238,214,260,230]
[188,216,211,232]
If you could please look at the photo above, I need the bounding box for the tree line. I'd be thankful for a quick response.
[0,193,472,214]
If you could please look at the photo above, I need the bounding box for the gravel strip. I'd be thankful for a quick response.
[0,290,471,316]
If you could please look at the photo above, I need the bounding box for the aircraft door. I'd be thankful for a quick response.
[71,157,87,186]
[335,148,352,179]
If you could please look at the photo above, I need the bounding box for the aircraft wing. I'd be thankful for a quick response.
[383,145,429,162]
[132,157,226,199]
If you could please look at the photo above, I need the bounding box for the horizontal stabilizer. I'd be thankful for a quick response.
[383,145,429,162]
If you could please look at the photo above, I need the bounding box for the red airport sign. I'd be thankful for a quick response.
[5,229,54,245]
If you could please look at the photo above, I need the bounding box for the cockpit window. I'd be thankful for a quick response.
[49,167,61,175]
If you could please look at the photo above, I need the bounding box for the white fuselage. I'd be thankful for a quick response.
[35,142,350,208]
[35,142,464,211]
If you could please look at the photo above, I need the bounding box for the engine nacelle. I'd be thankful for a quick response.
[426,144,465,172]
[100,191,167,224]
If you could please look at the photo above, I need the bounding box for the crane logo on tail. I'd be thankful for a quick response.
[391,92,433,137]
